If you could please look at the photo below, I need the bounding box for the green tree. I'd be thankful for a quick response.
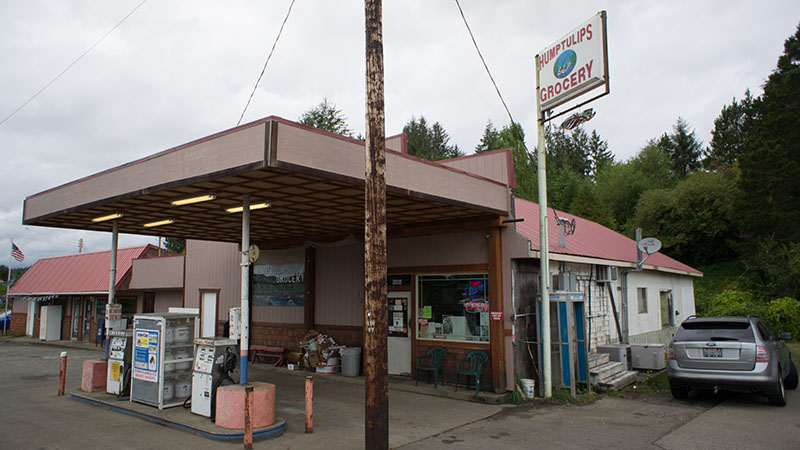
[164,237,185,254]
[704,91,755,170]
[587,130,613,179]
[568,182,616,229]
[403,116,463,160]
[632,168,740,265]
[655,117,703,179]
[299,98,353,137]
[594,143,673,232]
[737,24,800,243]
[475,120,501,153]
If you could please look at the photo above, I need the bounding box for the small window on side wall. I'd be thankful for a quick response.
[637,287,648,314]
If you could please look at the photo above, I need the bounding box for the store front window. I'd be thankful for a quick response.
[417,274,490,343]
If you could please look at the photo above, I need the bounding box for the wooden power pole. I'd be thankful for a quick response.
[364,0,389,448]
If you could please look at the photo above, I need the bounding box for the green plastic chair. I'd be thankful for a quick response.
[455,350,489,394]
[416,346,446,388]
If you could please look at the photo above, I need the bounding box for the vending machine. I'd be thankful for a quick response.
[191,337,238,418]
[106,329,133,395]
[130,312,197,409]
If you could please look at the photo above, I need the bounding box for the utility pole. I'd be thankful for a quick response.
[364,0,388,448]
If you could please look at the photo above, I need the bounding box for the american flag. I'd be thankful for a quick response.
[11,243,24,262]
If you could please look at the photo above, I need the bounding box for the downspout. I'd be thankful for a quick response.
[620,228,645,344]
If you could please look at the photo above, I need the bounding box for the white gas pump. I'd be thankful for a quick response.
[107,329,133,395]
[191,337,238,418]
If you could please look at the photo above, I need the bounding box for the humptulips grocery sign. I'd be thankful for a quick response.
[537,11,608,110]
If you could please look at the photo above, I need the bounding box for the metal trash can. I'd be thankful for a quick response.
[340,347,362,377]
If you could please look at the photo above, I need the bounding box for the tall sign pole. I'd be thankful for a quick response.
[535,56,553,399]
[535,11,609,399]
[364,0,389,447]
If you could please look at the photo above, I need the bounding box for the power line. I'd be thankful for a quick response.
[454,0,532,153]
[236,0,297,127]
[0,1,148,127]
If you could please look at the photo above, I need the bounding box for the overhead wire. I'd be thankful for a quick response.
[0,0,148,127]
[236,0,297,127]
[453,0,532,155]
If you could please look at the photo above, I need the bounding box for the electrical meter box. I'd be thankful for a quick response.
[130,312,198,409]
[107,329,133,395]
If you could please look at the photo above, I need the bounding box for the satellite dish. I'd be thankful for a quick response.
[637,237,662,255]
[248,244,260,263]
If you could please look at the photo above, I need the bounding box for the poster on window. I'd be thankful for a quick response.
[253,248,305,307]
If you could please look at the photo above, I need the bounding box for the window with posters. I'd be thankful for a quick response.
[417,274,490,343]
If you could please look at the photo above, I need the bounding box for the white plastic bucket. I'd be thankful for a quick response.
[316,356,339,374]
[520,378,535,399]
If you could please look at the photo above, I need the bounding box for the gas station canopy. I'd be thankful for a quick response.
[22,117,511,247]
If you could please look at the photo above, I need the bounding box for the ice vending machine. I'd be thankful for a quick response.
[107,329,133,395]
[130,312,197,409]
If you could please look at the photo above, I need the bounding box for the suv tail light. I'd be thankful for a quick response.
[668,344,675,360]
[757,346,770,362]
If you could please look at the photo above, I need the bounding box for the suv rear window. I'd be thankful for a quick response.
[673,321,756,343]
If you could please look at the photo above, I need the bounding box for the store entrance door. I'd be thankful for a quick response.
[388,291,411,375]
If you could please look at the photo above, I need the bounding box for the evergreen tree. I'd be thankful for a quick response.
[737,23,800,242]
[403,116,463,160]
[164,237,185,254]
[704,91,755,170]
[655,117,703,179]
[475,120,501,153]
[587,130,613,179]
[299,98,353,137]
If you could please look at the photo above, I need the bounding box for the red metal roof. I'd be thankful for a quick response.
[514,198,701,275]
[9,245,156,295]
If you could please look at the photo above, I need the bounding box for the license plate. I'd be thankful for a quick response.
[703,348,722,358]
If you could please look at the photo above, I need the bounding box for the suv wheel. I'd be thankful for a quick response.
[786,360,799,390]
[768,372,787,406]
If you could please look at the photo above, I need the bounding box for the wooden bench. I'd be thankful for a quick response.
[249,345,287,366]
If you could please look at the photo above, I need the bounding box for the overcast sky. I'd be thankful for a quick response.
[2,0,799,267]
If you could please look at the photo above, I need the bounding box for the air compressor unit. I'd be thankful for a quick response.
[191,337,239,418]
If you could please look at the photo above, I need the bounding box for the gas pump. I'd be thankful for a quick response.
[107,329,133,396]
[191,337,238,418]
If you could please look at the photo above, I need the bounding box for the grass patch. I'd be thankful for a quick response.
[0,332,24,338]
[546,387,597,405]
[787,342,800,357]
[626,372,669,394]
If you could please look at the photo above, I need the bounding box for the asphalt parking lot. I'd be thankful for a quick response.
[2,338,799,449]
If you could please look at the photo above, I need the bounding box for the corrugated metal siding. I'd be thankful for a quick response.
[184,240,240,314]
[9,245,152,295]
[438,150,511,187]
[130,255,184,289]
[388,231,488,268]
[316,242,364,326]
[155,290,184,312]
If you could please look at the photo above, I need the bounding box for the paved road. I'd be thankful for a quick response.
[3,339,799,449]
[399,384,800,449]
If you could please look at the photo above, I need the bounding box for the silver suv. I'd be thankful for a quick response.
[667,316,798,406]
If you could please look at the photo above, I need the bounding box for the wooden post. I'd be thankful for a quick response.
[243,384,253,450]
[488,228,506,392]
[364,0,389,448]
[58,351,67,396]
[305,375,314,433]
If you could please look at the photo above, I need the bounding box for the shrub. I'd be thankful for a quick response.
[704,289,762,317]
[763,297,800,340]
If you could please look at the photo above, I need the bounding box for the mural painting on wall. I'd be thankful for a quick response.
[253,248,305,306]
